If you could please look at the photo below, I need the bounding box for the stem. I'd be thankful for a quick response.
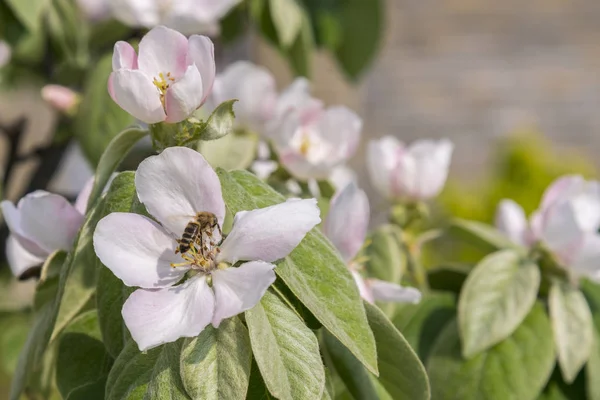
[401,235,430,292]
[1,118,27,188]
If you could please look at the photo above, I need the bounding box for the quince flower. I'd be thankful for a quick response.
[41,85,80,114]
[109,0,240,35]
[93,147,320,350]
[323,182,421,304]
[496,175,600,281]
[108,26,215,124]
[269,79,362,180]
[1,177,96,279]
[0,40,11,68]
[367,137,453,201]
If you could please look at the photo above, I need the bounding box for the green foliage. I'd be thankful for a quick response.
[270,0,304,48]
[181,318,251,400]
[246,290,325,399]
[428,303,555,400]
[198,130,259,171]
[74,53,136,166]
[549,281,594,384]
[458,250,540,357]
[217,169,378,374]
[365,224,405,284]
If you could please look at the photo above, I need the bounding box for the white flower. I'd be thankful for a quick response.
[108,26,215,124]
[93,147,320,350]
[109,0,240,35]
[266,80,361,181]
[1,178,95,278]
[208,61,278,132]
[495,175,600,281]
[323,182,421,304]
[367,137,454,201]
[41,85,79,113]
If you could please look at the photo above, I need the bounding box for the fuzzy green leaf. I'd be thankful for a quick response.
[428,302,555,400]
[246,290,325,400]
[458,250,540,357]
[180,317,251,400]
[450,218,516,252]
[549,281,594,384]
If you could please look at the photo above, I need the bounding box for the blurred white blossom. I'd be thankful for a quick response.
[0,40,11,68]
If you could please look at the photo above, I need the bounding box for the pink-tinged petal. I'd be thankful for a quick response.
[1,200,48,257]
[324,182,369,262]
[218,198,321,264]
[6,235,44,279]
[0,40,11,68]
[108,70,166,123]
[41,85,78,112]
[571,235,600,281]
[93,213,187,289]
[186,35,215,103]
[369,279,422,304]
[570,182,600,233]
[19,192,83,253]
[137,26,188,79]
[211,261,276,327]
[112,41,138,70]
[122,275,214,351]
[317,106,362,161]
[367,136,403,199]
[495,199,528,246]
[164,65,204,123]
[540,175,583,211]
[541,200,583,264]
[329,166,357,192]
[74,176,95,214]
[109,0,160,28]
[135,147,225,238]
[352,270,374,303]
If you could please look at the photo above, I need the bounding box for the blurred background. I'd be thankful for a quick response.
[1,0,599,397]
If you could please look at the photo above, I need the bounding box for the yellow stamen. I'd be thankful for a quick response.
[152,72,175,107]
[299,135,311,156]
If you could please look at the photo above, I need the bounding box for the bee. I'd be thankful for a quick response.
[176,212,222,257]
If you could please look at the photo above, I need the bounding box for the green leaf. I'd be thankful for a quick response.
[334,0,383,80]
[269,0,303,47]
[427,302,555,400]
[180,317,251,400]
[198,130,258,171]
[217,169,378,374]
[247,359,276,400]
[287,15,314,77]
[322,331,378,400]
[245,290,325,400]
[195,99,238,141]
[587,330,600,400]
[427,264,471,293]
[450,218,517,252]
[393,291,457,361]
[105,339,188,400]
[365,224,405,284]
[549,281,594,384]
[74,52,136,166]
[94,172,138,358]
[10,251,65,400]
[458,249,540,357]
[86,127,148,212]
[56,311,112,400]
[0,314,30,374]
[365,302,430,400]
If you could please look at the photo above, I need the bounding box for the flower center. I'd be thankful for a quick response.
[291,127,332,164]
[170,218,223,273]
[152,72,175,107]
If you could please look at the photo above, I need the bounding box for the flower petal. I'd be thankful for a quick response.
[367,136,403,199]
[19,192,83,253]
[164,65,204,123]
[218,198,321,264]
[108,70,166,123]
[135,147,225,238]
[369,279,422,304]
[317,106,362,161]
[540,200,584,264]
[109,0,160,28]
[324,182,369,262]
[186,35,215,103]
[571,234,600,281]
[495,199,528,246]
[540,175,583,211]
[401,139,454,200]
[211,261,276,328]
[137,25,188,79]
[6,235,44,279]
[1,199,48,257]
[122,275,214,351]
[112,41,138,70]
[74,176,95,214]
[352,270,374,304]
[93,213,187,289]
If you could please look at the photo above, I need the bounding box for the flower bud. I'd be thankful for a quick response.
[41,85,80,114]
